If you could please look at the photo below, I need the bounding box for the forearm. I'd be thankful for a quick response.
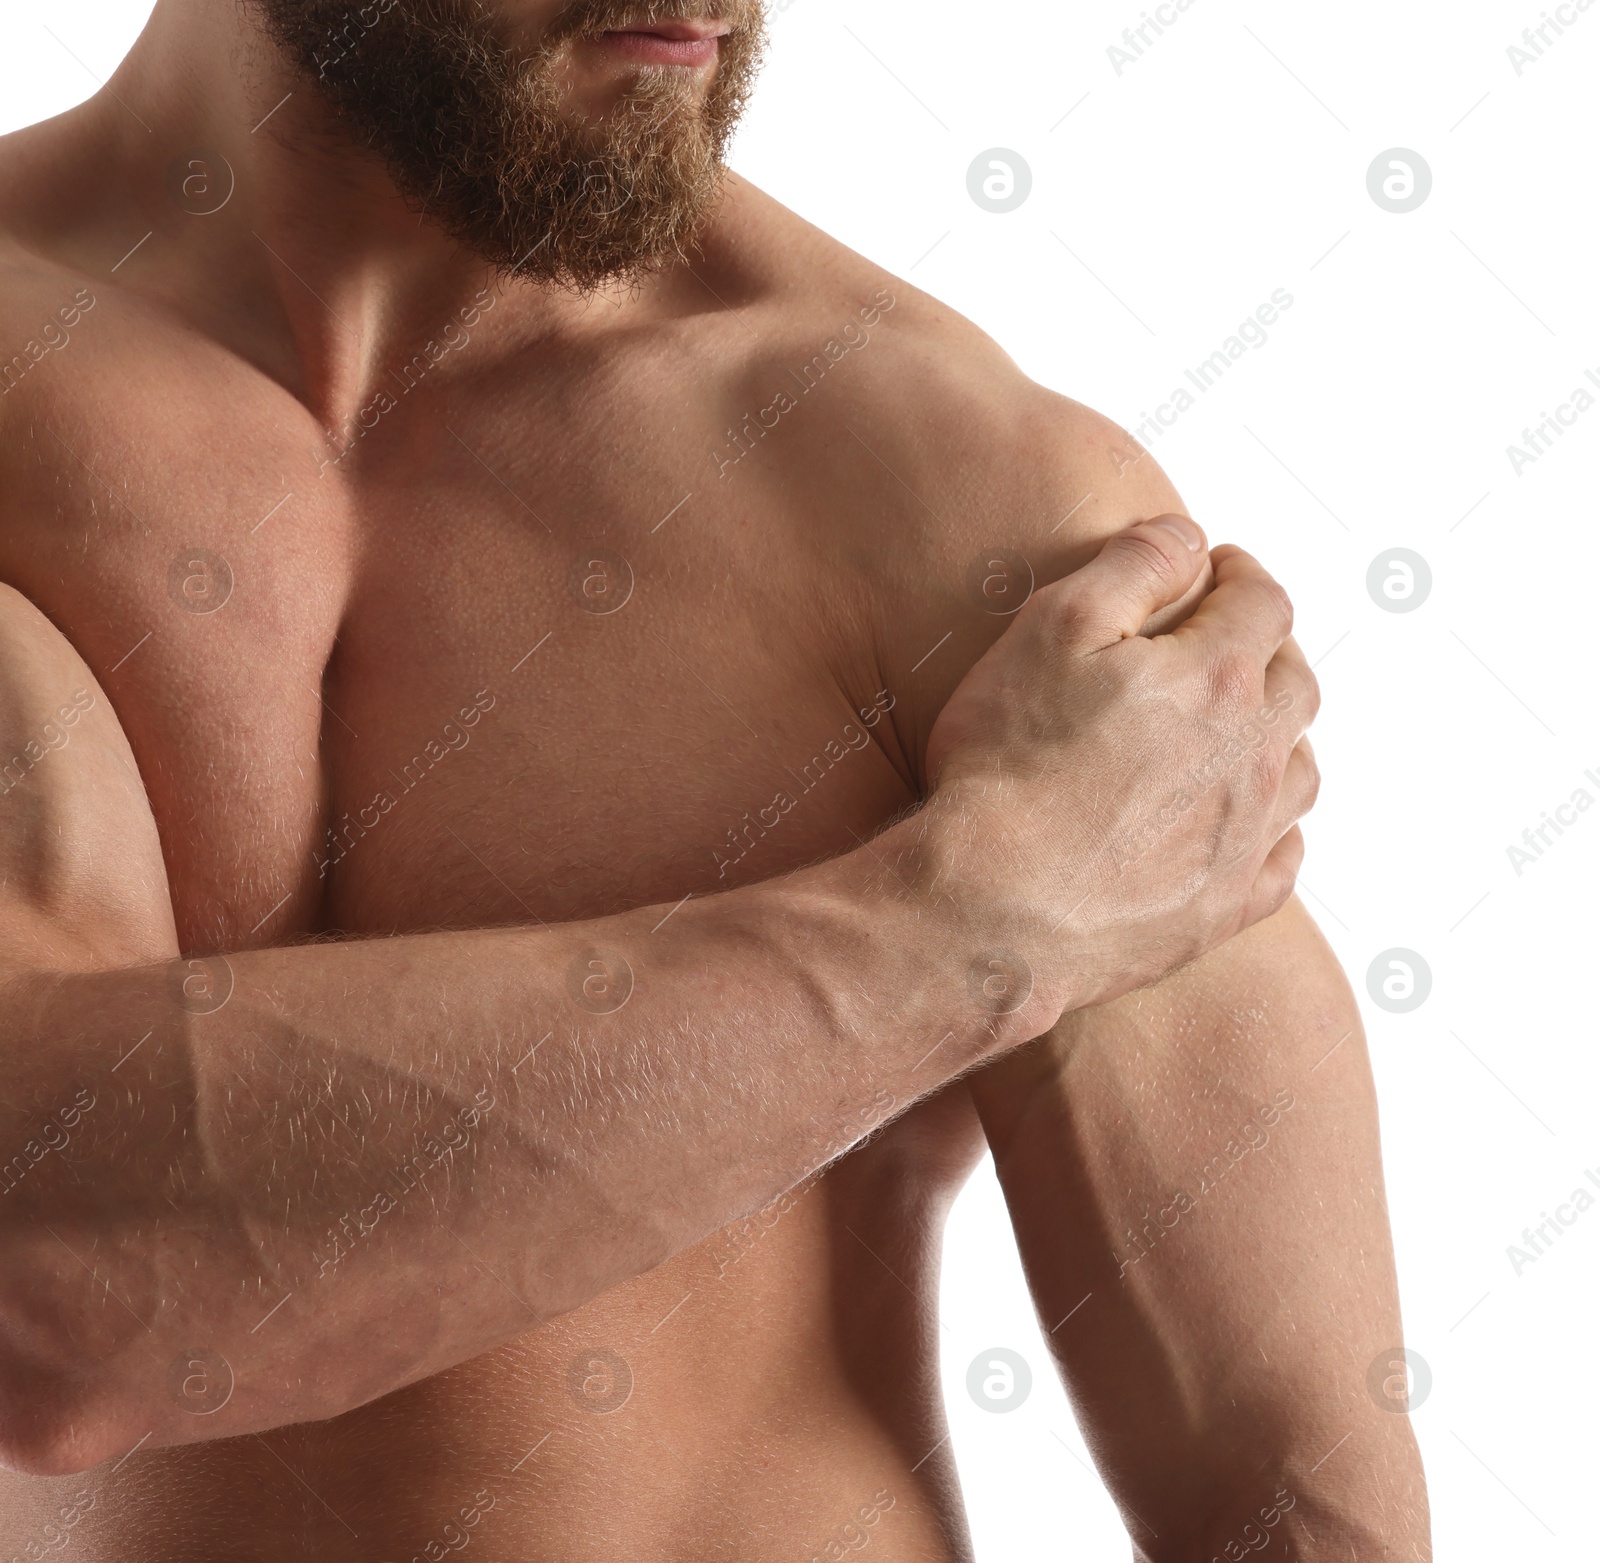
[972,900,1429,1561]
[0,513,1324,1473]
[1,813,1009,1471]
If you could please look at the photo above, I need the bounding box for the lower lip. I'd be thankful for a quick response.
[594,31,723,67]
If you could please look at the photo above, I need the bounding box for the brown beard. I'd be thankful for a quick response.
[247,0,767,288]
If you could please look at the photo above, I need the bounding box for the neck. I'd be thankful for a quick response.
[6,0,623,424]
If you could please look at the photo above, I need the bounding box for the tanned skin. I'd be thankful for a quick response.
[0,0,1425,1558]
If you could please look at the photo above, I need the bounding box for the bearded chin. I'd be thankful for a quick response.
[250,0,765,288]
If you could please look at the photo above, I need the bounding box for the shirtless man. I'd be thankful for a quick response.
[0,0,1427,1557]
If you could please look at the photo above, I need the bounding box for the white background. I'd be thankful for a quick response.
[3,1,1596,1557]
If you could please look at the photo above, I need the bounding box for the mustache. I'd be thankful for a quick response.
[541,0,760,47]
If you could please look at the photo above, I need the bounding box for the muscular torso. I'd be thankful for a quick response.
[0,177,1030,1562]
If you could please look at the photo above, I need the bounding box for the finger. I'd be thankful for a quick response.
[1262,637,1320,742]
[1220,737,1315,882]
[1241,824,1305,930]
[1041,515,1210,650]
[1168,545,1295,668]
[1272,740,1320,834]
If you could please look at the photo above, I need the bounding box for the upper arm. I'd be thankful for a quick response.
[0,582,176,976]
[833,291,1423,1546]
[965,898,1424,1553]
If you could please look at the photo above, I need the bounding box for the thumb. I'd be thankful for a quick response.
[1045,515,1208,649]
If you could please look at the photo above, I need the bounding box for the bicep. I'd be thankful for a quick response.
[966,898,1412,1536]
[0,582,175,976]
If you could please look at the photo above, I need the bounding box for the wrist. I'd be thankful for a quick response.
[843,801,1072,1054]
[896,787,1081,1043]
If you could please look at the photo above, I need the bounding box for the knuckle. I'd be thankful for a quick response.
[1301,751,1323,810]
[1265,863,1296,914]
[1256,577,1295,635]
[1245,741,1283,804]
[1040,577,1084,627]
[1035,586,1088,650]
[1298,667,1322,723]
[1206,646,1260,710]
[1106,529,1182,586]
[1025,576,1069,621]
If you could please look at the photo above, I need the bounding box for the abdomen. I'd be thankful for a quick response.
[0,1091,985,1562]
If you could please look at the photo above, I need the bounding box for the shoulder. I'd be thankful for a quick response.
[0,109,137,414]
[0,248,108,455]
[0,254,103,369]
[0,123,109,423]
[848,353,1193,788]
[711,184,1194,783]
